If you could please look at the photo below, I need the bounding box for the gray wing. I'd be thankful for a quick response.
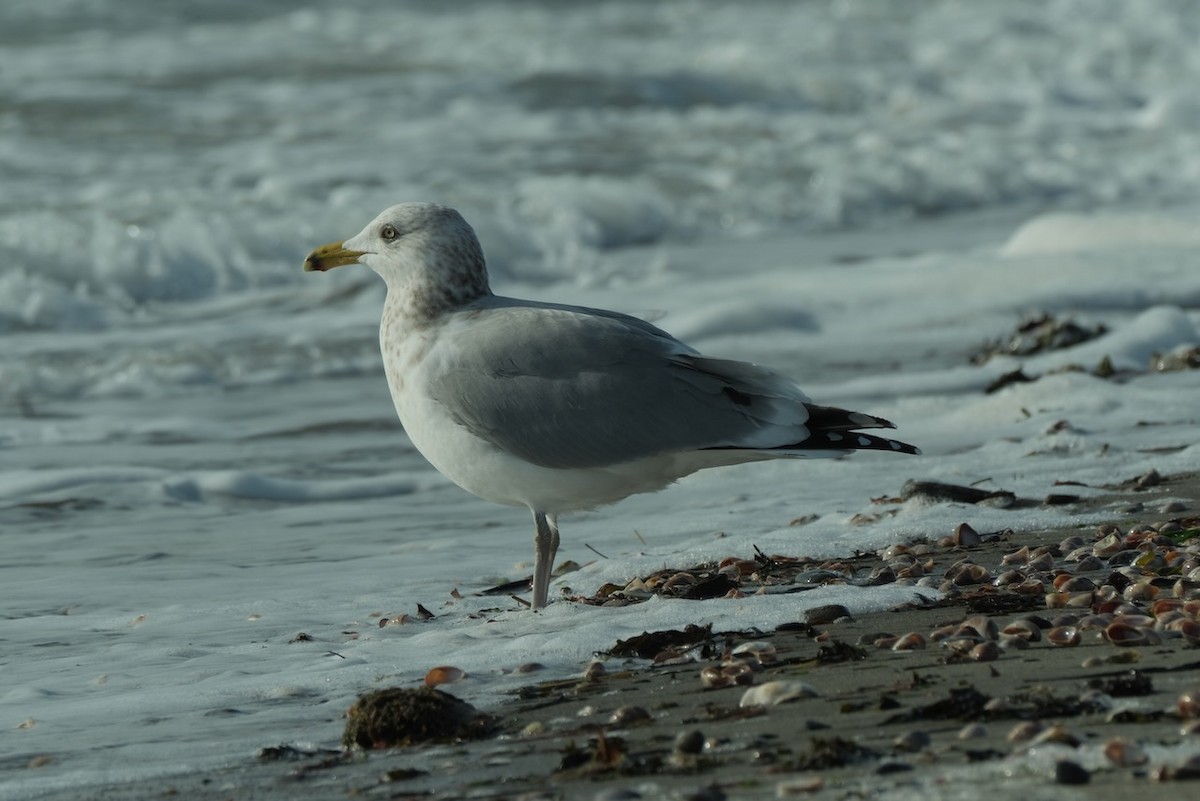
[425,299,820,469]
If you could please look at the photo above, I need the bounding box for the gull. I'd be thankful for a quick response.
[304,203,919,609]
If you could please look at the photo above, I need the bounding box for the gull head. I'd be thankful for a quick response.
[304,202,491,319]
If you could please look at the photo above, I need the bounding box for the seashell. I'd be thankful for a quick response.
[1112,613,1155,628]
[732,641,778,663]
[661,572,697,590]
[1002,546,1031,565]
[994,569,1025,586]
[1175,579,1200,600]
[584,661,607,680]
[739,680,819,708]
[1064,546,1093,562]
[722,662,757,686]
[1074,555,1105,571]
[776,777,826,795]
[1002,620,1042,642]
[1157,610,1188,629]
[1047,626,1082,647]
[929,624,959,642]
[1182,720,1200,736]
[891,632,927,651]
[942,636,979,654]
[950,563,990,586]
[1026,553,1056,572]
[896,563,925,579]
[804,604,851,626]
[985,697,1014,713]
[1077,614,1113,630]
[609,705,652,726]
[880,544,910,561]
[1064,591,1094,608]
[1058,575,1096,593]
[1006,721,1043,743]
[893,730,932,752]
[999,634,1030,650]
[1014,578,1046,595]
[1103,737,1147,766]
[961,614,999,641]
[1093,533,1124,558]
[970,641,1001,661]
[1059,535,1086,552]
[1179,690,1200,719]
[1103,622,1160,647]
[954,523,981,547]
[866,565,897,585]
[423,665,467,688]
[1032,724,1080,747]
[700,666,730,689]
[1175,618,1200,646]
[958,722,988,740]
[873,635,899,650]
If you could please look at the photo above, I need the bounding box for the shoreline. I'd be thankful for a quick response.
[16,473,1200,801]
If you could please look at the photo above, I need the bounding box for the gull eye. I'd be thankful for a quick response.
[380,223,399,241]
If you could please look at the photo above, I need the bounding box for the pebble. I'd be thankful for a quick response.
[1054,760,1090,785]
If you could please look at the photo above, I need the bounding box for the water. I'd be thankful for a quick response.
[4,1,1200,797]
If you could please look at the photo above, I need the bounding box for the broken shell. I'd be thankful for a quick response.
[1047,626,1082,647]
[423,666,467,688]
[739,680,819,708]
[891,632,927,651]
[732,641,778,663]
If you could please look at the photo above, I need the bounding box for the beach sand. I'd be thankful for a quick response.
[25,473,1200,800]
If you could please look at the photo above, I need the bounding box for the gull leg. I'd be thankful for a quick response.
[531,511,560,610]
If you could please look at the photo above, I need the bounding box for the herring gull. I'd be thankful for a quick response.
[304,203,919,609]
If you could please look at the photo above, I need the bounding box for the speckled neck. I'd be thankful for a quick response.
[379,232,491,330]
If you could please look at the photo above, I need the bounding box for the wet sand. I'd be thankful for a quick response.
[23,473,1200,801]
